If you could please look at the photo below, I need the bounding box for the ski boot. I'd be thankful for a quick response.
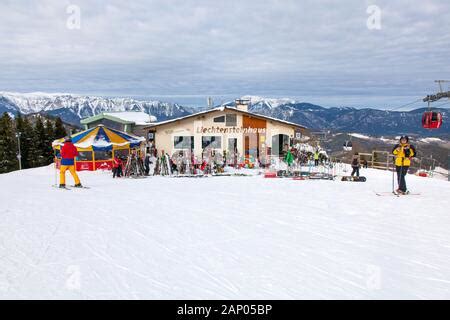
[59,184,66,189]
[74,183,83,188]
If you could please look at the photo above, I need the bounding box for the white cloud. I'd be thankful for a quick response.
[0,0,449,107]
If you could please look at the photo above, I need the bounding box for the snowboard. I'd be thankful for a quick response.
[341,176,366,182]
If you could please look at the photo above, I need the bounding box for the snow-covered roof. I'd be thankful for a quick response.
[103,112,157,125]
[80,112,157,126]
[146,106,307,129]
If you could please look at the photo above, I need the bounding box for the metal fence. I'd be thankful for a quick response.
[356,150,437,175]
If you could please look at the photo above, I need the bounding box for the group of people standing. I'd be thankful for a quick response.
[283,145,328,168]
[57,135,417,194]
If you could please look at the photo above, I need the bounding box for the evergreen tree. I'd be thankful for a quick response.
[53,117,67,140]
[33,116,49,167]
[15,114,34,169]
[0,112,18,173]
[44,118,56,163]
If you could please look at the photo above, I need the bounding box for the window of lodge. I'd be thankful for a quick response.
[225,114,237,126]
[174,136,194,150]
[202,136,222,149]
[213,116,225,123]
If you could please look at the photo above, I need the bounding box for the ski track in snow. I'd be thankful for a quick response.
[0,165,450,299]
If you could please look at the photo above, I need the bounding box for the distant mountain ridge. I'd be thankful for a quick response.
[0,92,448,137]
[238,96,449,138]
[0,92,193,126]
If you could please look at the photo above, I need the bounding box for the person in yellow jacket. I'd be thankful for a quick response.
[313,150,320,166]
[392,136,416,194]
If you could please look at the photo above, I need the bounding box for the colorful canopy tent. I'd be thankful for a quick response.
[52,125,145,171]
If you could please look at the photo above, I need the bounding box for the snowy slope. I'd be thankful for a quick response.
[0,166,450,299]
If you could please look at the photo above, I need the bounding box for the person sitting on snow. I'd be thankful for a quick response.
[392,136,416,194]
[59,137,82,188]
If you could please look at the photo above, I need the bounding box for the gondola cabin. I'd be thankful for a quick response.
[343,141,353,151]
[422,111,443,129]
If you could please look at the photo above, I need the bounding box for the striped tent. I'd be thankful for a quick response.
[52,125,145,171]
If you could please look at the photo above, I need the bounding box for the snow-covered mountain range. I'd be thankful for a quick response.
[1,92,448,137]
[0,92,192,125]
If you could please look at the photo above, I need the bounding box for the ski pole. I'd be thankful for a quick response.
[392,159,395,193]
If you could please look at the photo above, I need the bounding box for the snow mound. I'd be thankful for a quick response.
[419,137,445,144]
[349,133,371,140]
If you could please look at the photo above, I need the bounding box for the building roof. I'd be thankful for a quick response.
[52,124,145,150]
[144,106,307,129]
[81,112,157,126]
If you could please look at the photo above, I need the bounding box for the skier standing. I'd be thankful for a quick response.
[59,137,82,188]
[314,150,320,166]
[284,147,294,174]
[392,136,415,194]
[144,153,151,176]
[117,157,123,177]
[350,152,360,177]
[112,156,122,178]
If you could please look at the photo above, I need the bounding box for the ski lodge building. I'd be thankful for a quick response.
[144,100,309,166]
[80,112,157,137]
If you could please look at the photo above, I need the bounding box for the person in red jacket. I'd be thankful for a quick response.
[60,137,82,188]
[112,156,123,178]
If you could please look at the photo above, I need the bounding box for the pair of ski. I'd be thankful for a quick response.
[375,191,420,197]
[53,185,90,190]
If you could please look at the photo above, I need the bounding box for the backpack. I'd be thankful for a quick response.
[406,144,417,158]
[409,144,417,158]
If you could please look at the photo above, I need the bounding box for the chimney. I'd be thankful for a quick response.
[235,99,250,112]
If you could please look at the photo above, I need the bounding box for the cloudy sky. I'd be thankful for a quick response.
[0,0,449,108]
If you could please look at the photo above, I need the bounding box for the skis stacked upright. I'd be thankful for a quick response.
[159,153,172,176]
[124,153,146,178]
[159,155,167,176]
[165,153,172,176]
